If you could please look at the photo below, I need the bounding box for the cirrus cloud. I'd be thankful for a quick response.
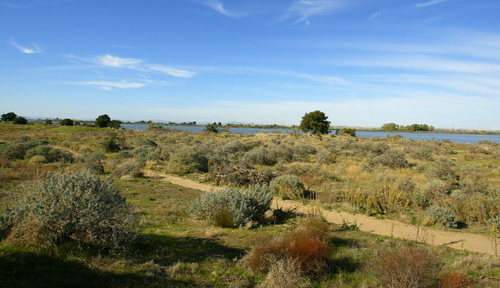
[9,39,42,54]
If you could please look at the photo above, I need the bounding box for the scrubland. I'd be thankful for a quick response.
[0,123,498,287]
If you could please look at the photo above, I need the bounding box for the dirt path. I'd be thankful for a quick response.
[144,170,499,256]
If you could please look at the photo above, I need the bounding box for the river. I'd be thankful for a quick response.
[121,124,499,144]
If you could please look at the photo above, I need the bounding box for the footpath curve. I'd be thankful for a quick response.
[144,170,499,256]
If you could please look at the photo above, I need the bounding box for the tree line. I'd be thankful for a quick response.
[381,122,435,132]
[1,112,121,128]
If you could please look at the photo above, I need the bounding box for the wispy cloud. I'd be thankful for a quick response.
[1,0,73,9]
[66,54,197,79]
[9,39,42,54]
[72,81,146,90]
[342,55,500,74]
[97,55,142,68]
[282,0,347,24]
[203,0,238,18]
[149,64,197,78]
[415,0,450,8]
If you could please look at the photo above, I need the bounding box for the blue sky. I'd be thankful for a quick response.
[1,0,499,129]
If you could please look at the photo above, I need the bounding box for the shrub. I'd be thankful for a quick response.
[29,155,46,164]
[369,149,409,169]
[190,185,272,228]
[426,205,458,228]
[246,220,331,275]
[0,171,137,250]
[486,215,500,231]
[112,160,143,178]
[413,180,451,208]
[135,138,157,148]
[258,257,311,288]
[0,138,49,160]
[25,145,74,163]
[169,146,208,173]
[292,144,317,161]
[428,157,458,182]
[439,272,476,288]
[102,134,122,153]
[336,128,356,137]
[208,163,274,187]
[372,246,441,288]
[60,118,74,126]
[269,175,306,199]
[13,116,28,125]
[242,147,277,166]
[84,152,106,174]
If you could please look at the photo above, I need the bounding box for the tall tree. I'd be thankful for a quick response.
[1,112,17,122]
[95,114,111,128]
[299,110,331,135]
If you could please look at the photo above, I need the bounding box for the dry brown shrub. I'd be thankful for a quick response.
[439,272,476,288]
[372,245,441,288]
[258,256,311,288]
[245,218,331,275]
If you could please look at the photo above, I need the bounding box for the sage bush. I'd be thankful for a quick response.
[0,171,137,250]
[191,185,273,228]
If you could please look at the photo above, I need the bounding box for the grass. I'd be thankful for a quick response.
[0,123,499,287]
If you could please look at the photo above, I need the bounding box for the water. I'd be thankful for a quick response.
[121,124,500,144]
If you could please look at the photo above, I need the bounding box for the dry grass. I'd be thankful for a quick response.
[372,245,441,288]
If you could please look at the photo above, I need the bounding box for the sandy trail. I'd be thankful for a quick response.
[144,170,499,256]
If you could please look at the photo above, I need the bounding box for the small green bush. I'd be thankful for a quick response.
[269,175,306,199]
[169,146,208,173]
[190,185,273,228]
[112,160,143,178]
[25,145,74,163]
[135,138,157,148]
[242,147,277,166]
[428,157,458,182]
[0,171,137,250]
[426,205,458,228]
[84,152,106,174]
[369,149,409,169]
[0,138,49,160]
[102,135,122,153]
[486,215,500,231]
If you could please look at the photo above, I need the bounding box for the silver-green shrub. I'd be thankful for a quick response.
[426,205,457,228]
[242,147,277,166]
[169,146,208,173]
[269,175,306,199]
[0,171,137,250]
[191,185,273,227]
[369,149,409,169]
[112,160,143,177]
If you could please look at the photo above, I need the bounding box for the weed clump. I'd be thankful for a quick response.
[372,245,441,288]
[257,257,311,288]
[190,185,273,228]
[0,171,137,251]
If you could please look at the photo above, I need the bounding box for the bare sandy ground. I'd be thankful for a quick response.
[144,170,499,256]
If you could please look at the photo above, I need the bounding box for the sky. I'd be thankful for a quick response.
[1,0,499,130]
